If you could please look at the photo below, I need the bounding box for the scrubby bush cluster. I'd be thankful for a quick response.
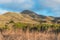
[0,20,60,33]
[13,22,60,33]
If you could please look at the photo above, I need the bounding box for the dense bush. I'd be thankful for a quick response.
[28,24,51,32]
[37,24,51,32]
[29,26,38,32]
[9,20,14,23]
[51,24,60,33]
[13,23,60,33]
[14,22,28,31]
[0,21,60,33]
[28,23,60,32]
[0,25,9,32]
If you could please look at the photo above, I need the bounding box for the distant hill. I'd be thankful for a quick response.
[1,12,39,24]
[21,10,47,21]
[0,10,60,25]
[21,10,55,23]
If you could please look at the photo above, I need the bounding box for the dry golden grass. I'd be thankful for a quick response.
[0,12,39,24]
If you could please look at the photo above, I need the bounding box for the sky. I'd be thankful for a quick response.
[0,0,60,17]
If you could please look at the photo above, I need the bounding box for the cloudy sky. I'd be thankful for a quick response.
[0,0,60,17]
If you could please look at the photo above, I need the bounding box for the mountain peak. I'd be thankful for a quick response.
[21,10,37,14]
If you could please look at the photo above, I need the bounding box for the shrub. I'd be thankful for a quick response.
[41,24,50,31]
[9,20,14,23]
[29,26,38,32]
[51,24,60,33]
[0,25,9,32]
[14,22,27,31]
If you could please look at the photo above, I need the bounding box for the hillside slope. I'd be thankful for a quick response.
[0,12,39,25]
[21,10,55,24]
[0,10,60,40]
[0,10,60,25]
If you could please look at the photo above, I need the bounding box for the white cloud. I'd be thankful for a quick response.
[0,0,12,4]
[0,8,16,14]
[39,0,60,13]
[17,0,34,9]
[0,0,35,14]
[39,0,60,7]
[0,9,8,14]
[0,0,35,9]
